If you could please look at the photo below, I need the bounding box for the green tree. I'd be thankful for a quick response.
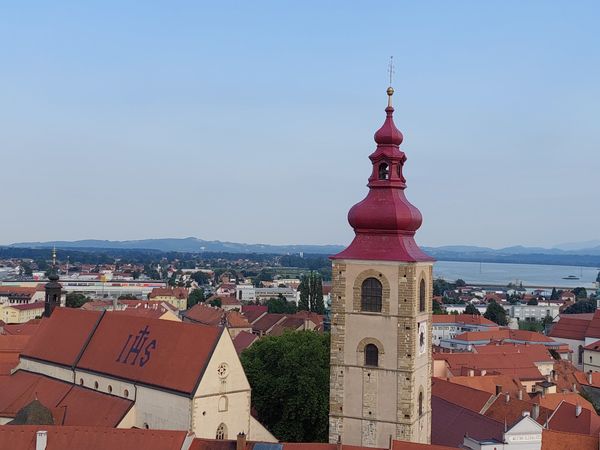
[433,279,452,297]
[66,293,90,308]
[240,331,330,442]
[550,287,559,300]
[209,297,222,308]
[432,300,446,315]
[455,279,466,287]
[527,298,539,305]
[297,272,324,313]
[465,303,481,315]
[573,287,588,299]
[188,289,206,307]
[191,271,211,285]
[267,295,297,314]
[484,300,508,326]
[563,299,596,314]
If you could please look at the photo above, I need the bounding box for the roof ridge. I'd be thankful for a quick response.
[72,310,106,369]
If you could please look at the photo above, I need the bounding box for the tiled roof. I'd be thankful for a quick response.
[269,317,306,336]
[241,305,268,324]
[232,331,258,355]
[432,377,492,412]
[574,371,600,388]
[542,429,599,450]
[474,343,555,360]
[0,371,132,426]
[452,329,554,343]
[431,395,503,448]
[533,392,594,412]
[21,309,103,367]
[434,348,549,381]
[184,304,224,326]
[447,374,523,396]
[149,287,188,299]
[548,401,600,435]
[7,301,45,311]
[549,313,597,341]
[482,395,552,425]
[252,314,286,333]
[431,314,497,327]
[0,425,189,450]
[226,311,250,329]
[76,312,222,394]
[2,320,41,336]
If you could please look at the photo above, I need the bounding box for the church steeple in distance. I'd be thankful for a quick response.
[44,247,62,318]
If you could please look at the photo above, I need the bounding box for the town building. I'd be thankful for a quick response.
[431,314,498,346]
[148,287,188,310]
[509,304,561,323]
[0,301,45,324]
[548,311,600,367]
[329,87,434,447]
[13,307,275,441]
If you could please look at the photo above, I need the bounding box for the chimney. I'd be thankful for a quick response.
[505,393,510,403]
[236,432,246,450]
[576,404,582,417]
[481,369,487,376]
[588,371,593,385]
[532,403,540,420]
[573,383,578,393]
[518,389,523,401]
[36,431,47,450]
[468,369,475,377]
[496,385,503,395]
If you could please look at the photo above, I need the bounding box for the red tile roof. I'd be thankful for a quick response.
[6,301,45,311]
[226,311,250,329]
[232,331,258,355]
[0,425,188,450]
[447,374,523,396]
[252,313,286,333]
[184,304,224,326]
[77,312,222,394]
[482,394,552,425]
[549,313,597,341]
[0,371,132,426]
[149,287,188,299]
[431,314,497,327]
[240,305,267,324]
[542,429,600,450]
[453,329,554,343]
[432,377,492,412]
[432,395,503,448]
[21,309,103,367]
[2,320,41,336]
[548,401,600,435]
[269,317,306,336]
[533,392,594,412]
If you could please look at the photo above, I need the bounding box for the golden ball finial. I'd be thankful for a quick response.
[387,86,394,96]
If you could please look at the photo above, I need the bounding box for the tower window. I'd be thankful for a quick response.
[216,423,227,440]
[419,278,426,312]
[418,391,424,416]
[378,162,389,180]
[365,344,379,367]
[361,278,382,312]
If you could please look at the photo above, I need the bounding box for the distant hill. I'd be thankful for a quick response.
[5,237,600,266]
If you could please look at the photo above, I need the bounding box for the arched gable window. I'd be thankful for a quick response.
[418,390,424,416]
[378,162,389,180]
[419,278,426,312]
[361,278,382,312]
[218,395,228,412]
[216,423,227,440]
[365,344,379,367]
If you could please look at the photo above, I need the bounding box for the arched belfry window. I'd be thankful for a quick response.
[419,278,426,312]
[365,344,379,367]
[378,162,389,180]
[418,390,424,416]
[361,278,382,312]
[216,423,227,440]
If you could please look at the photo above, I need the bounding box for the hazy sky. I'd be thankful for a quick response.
[1,1,598,249]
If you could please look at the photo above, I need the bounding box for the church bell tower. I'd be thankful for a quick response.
[329,87,434,447]
[44,247,62,318]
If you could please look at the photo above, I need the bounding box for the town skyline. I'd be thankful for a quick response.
[2,2,598,248]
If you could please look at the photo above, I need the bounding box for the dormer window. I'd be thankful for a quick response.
[378,162,389,180]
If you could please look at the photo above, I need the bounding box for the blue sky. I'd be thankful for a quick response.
[1,1,598,248]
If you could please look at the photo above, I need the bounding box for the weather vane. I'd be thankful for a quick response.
[388,56,395,87]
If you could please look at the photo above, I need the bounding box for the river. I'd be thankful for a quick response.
[433,260,599,289]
